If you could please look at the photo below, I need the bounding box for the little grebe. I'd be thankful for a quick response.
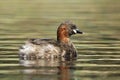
[19,21,83,59]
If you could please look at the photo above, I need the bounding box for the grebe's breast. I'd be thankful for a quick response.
[19,39,65,59]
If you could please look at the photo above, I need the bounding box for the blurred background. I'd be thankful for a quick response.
[0,0,120,40]
[0,0,120,80]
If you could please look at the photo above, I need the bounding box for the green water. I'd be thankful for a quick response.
[0,0,120,80]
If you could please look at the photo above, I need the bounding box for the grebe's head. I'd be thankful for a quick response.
[57,21,83,42]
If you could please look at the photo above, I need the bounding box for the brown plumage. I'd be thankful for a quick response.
[19,21,83,59]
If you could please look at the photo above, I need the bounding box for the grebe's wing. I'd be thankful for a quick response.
[27,38,57,45]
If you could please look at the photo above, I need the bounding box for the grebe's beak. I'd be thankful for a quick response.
[76,29,83,34]
[73,29,83,34]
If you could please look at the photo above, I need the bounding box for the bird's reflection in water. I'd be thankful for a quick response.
[19,57,76,80]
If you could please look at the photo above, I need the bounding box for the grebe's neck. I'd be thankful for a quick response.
[57,24,70,43]
[57,34,70,43]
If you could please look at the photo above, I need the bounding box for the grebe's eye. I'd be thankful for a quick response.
[71,25,77,29]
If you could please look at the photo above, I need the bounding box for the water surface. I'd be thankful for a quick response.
[0,0,120,80]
